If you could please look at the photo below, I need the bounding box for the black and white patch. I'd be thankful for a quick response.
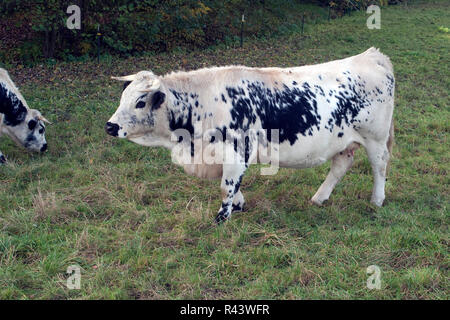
[0,82,28,126]
[225,81,321,144]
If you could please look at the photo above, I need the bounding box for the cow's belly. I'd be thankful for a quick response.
[278,151,328,169]
[263,130,360,169]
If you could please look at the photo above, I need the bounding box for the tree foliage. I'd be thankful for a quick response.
[0,0,407,63]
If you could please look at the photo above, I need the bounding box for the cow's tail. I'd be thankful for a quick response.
[386,118,394,174]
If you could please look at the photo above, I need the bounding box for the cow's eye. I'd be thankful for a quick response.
[28,120,37,130]
[39,127,45,134]
[136,101,146,109]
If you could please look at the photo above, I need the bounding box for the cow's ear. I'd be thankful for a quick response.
[151,91,165,110]
[123,81,132,91]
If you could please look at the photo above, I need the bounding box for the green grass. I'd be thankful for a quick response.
[0,1,449,299]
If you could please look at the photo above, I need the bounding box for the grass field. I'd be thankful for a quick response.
[0,1,449,299]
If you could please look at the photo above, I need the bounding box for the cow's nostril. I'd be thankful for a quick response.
[105,122,119,137]
[40,143,48,152]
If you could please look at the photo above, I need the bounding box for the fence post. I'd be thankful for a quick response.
[96,25,101,63]
[240,14,244,48]
[301,13,305,35]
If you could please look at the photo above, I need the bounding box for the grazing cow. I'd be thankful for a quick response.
[106,47,395,223]
[0,68,49,163]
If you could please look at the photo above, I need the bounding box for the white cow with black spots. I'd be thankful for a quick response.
[106,47,395,223]
[0,68,49,163]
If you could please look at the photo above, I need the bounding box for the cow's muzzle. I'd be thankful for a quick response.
[105,122,119,137]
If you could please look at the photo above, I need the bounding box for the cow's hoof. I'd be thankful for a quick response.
[215,213,230,224]
[232,203,244,213]
[310,197,325,206]
[370,198,384,207]
[0,155,6,164]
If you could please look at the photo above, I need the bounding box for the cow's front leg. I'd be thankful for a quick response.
[0,151,6,164]
[215,162,247,224]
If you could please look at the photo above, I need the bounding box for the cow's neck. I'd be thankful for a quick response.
[163,81,197,140]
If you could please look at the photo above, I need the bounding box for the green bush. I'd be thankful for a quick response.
[0,0,407,64]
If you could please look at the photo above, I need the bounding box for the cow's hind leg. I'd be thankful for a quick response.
[311,143,359,205]
[365,140,390,207]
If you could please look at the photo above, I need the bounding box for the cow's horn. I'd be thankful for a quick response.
[111,74,137,81]
[141,79,161,92]
[37,115,52,124]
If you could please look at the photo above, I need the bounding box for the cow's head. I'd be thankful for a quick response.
[0,83,49,153]
[106,71,167,145]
